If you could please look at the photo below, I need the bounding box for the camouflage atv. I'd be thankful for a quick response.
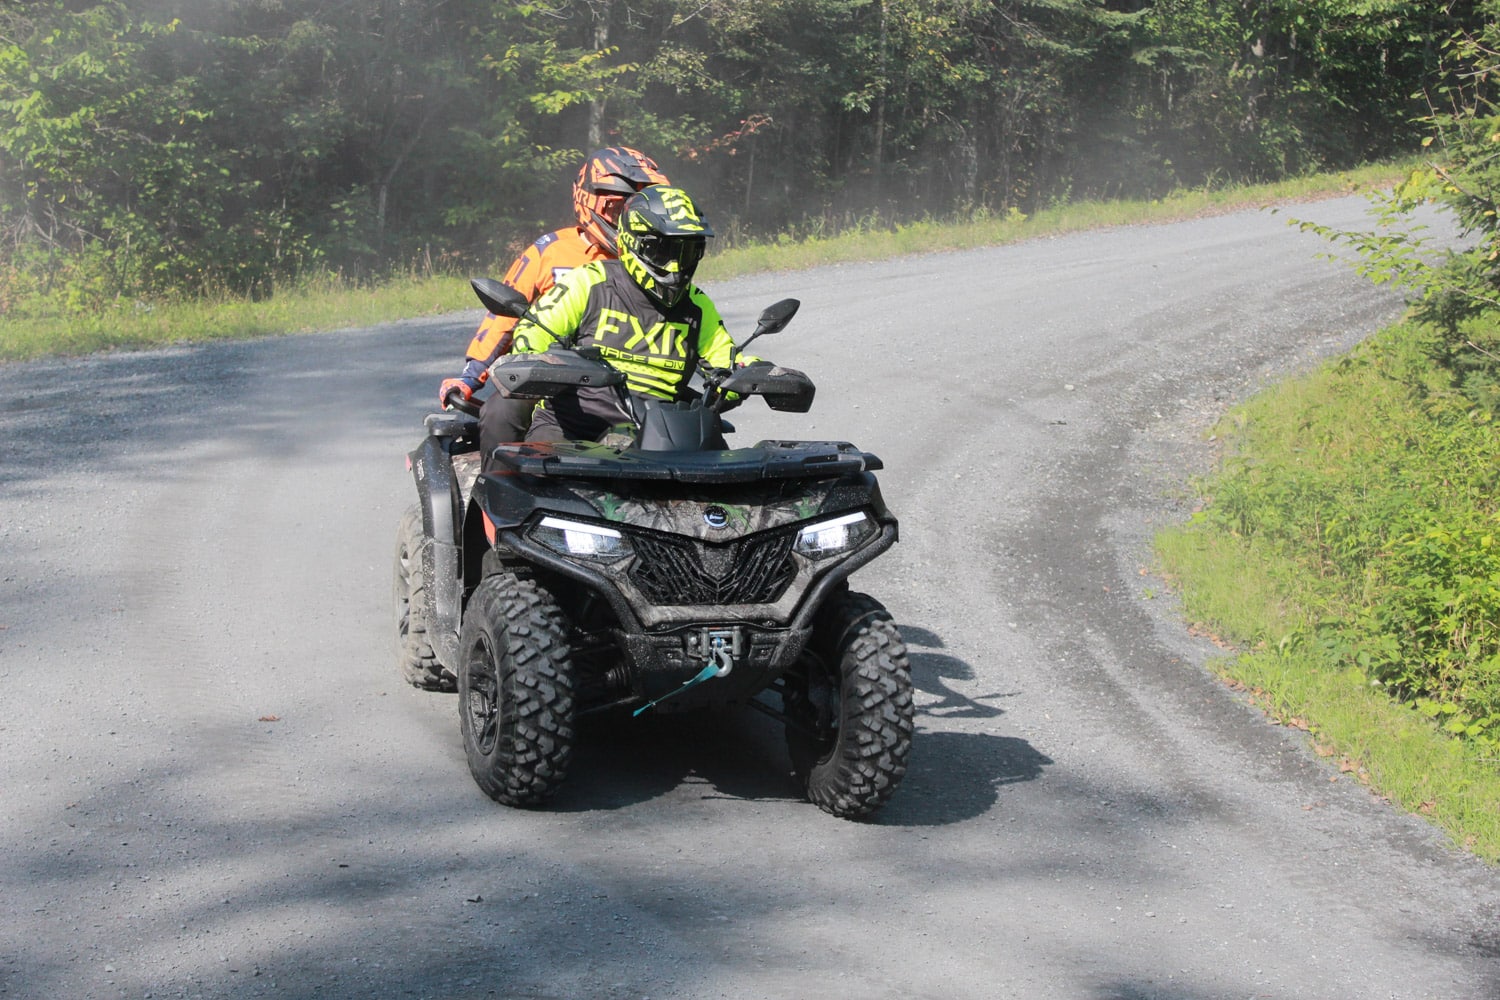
[394,280,913,819]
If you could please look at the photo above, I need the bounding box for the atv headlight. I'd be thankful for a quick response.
[794,511,875,560]
[532,516,632,559]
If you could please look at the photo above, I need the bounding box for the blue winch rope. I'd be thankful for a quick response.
[633,661,721,717]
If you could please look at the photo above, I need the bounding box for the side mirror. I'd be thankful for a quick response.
[739,297,800,353]
[752,298,799,338]
[471,277,529,319]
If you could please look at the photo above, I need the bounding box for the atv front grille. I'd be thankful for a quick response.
[629,529,797,606]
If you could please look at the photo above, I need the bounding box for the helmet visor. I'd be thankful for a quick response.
[595,194,627,226]
[634,234,707,275]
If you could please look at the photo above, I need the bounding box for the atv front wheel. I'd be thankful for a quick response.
[784,591,913,819]
[457,572,576,806]
[394,504,451,691]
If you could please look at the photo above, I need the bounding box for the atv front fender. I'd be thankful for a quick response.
[406,415,476,669]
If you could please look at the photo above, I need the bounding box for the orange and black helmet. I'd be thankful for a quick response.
[573,146,670,251]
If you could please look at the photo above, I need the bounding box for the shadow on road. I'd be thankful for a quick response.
[548,708,803,814]
[0,318,470,497]
[520,623,1051,829]
[879,730,1052,827]
[536,706,1050,830]
[902,622,1016,720]
[1089,981,1255,1000]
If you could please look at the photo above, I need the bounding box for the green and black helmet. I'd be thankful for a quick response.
[616,186,715,308]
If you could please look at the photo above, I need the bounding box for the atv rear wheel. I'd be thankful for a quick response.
[394,504,451,691]
[458,572,576,806]
[784,591,913,819]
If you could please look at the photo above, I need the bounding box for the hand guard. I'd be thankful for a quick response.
[715,357,773,411]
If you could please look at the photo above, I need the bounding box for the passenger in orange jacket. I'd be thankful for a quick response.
[439,147,669,454]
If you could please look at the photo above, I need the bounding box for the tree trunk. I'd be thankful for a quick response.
[958,121,978,211]
[588,1,611,149]
[873,0,887,207]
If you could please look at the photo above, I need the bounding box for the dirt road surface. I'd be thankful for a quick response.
[3,196,1497,999]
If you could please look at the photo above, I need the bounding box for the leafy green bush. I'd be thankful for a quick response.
[1341,507,1500,747]
[1159,317,1500,854]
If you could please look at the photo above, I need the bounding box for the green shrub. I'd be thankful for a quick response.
[1191,324,1500,751]
[1343,509,1500,747]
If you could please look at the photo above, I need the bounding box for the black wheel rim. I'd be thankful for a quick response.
[395,548,412,639]
[465,634,500,755]
[790,651,840,765]
[810,658,840,763]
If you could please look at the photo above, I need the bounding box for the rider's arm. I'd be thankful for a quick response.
[465,228,602,365]
[462,243,546,364]
[691,290,761,369]
[509,262,606,356]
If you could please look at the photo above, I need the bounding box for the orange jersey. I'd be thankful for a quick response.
[465,226,612,364]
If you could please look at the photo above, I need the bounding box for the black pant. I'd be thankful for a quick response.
[524,386,635,444]
[478,392,539,460]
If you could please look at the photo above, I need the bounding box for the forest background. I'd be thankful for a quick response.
[0,0,1479,313]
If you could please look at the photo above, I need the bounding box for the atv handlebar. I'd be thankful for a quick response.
[443,387,482,417]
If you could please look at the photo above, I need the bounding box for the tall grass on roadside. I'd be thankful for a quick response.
[0,272,473,362]
[0,161,1411,363]
[1157,319,1500,862]
[703,162,1410,280]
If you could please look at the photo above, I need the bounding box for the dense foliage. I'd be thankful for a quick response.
[1298,6,1500,414]
[0,1,1476,311]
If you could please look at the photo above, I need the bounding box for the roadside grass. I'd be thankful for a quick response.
[703,162,1405,280]
[0,273,473,362]
[1156,320,1500,863]
[0,161,1406,363]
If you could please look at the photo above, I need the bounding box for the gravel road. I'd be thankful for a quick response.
[2,195,1497,1000]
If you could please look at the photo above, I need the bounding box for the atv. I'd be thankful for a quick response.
[394,279,913,819]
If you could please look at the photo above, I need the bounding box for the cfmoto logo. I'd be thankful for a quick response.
[703,506,729,529]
